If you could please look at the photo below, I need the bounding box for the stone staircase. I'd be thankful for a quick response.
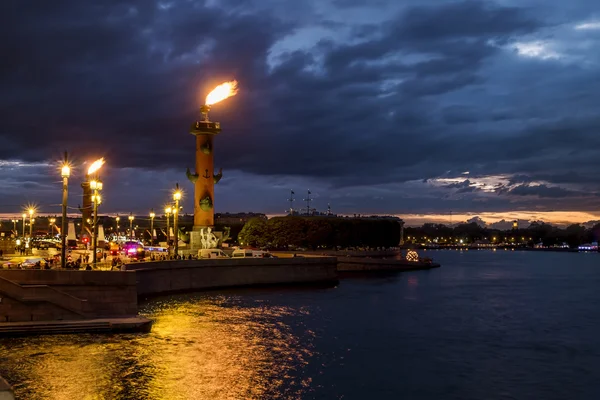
[0,320,112,336]
[0,276,91,320]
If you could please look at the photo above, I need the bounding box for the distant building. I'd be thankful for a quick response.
[578,242,598,251]
[290,209,338,217]
[351,215,403,222]
[215,212,267,225]
[470,239,494,248]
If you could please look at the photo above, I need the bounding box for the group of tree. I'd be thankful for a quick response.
[238,216,401,249]
[405,221,600,248]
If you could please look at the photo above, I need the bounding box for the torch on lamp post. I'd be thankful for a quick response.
[149,209,155,245]
[173,184,182,257]
[87,158,105,267]
[128,213,134,240]
[165,206,172,254]
[90,180,103,266]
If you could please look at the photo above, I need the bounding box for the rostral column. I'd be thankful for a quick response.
[187,81,237,232]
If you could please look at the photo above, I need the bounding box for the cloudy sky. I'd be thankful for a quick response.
[1,0,600,225]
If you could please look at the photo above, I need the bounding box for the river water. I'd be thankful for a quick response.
[1,250,600,399]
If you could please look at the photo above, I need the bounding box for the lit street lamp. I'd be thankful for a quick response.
[173,183,182,257]
[49,217,56,236]
[115,215,120,238]
[88,158,104,267]
[90,179,103,267]
[149,209,155,245]
[128,213,134,240]
[61,153,70,269]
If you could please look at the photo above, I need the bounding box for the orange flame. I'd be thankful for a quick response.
[205,80,238,106]
[87,158,105,175]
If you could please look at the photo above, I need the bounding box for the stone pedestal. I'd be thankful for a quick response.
[189,230,204,252]
[189,228,223,253]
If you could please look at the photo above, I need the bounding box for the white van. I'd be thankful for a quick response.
[231,249,254,258]
[198,249,229,259]
[231,249,276,258]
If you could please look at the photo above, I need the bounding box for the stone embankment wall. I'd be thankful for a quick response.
[337,257,440,272]
[0,258,338,322]
[0,270,137,322]
[125,257,338,296]
[273,250,399,258]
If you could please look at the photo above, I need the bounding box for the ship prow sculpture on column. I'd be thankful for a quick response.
[67,221,77,248]
[187,80,238,252]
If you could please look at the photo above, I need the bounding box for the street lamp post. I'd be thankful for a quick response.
[115,215,120,238]
[21,213,26,238]
[11,219,16,235]
[173,183,182,257]
[165,206,171,255]
[90,179,103,267]
[86,158,105,266]
[149,209,155,245]
[28,208,34,237]
[61,154,70,269]
[49,217,56,236]
[128,213,134,240]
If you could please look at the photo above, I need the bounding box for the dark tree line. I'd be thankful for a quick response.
[238,216,401,249]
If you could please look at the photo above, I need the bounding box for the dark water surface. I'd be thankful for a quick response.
[1,250,600,399]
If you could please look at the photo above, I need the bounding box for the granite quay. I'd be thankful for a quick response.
[125,256,339,297]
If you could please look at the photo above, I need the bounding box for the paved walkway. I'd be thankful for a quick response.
[0,248,155,271]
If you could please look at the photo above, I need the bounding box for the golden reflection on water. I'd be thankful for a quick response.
[0,295,314,400]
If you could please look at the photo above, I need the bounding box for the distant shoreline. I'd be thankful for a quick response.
[407,246,595,253]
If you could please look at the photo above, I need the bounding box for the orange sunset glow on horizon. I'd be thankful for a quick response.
[398,211,600,227]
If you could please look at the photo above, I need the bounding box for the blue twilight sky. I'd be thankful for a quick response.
[1,0,600,225]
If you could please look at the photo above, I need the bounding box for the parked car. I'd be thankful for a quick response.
[20,257,47,269]
[109,242,120,256]
[34,240,58,250]
[1,258,23,269]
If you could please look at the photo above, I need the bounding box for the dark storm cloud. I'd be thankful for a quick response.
[331,0,391,8]
[398,0,540,40]
[443,179,480,193]
[506,184,586,198]
[510,172,599,186]
[0,0,541,170]
[224,0,549,182]
[1,0,599,214]
[442,105,481,124]
[0,0,293,166]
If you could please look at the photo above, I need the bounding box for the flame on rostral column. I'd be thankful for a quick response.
[87,158,105,175]
[205,81,238,105]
